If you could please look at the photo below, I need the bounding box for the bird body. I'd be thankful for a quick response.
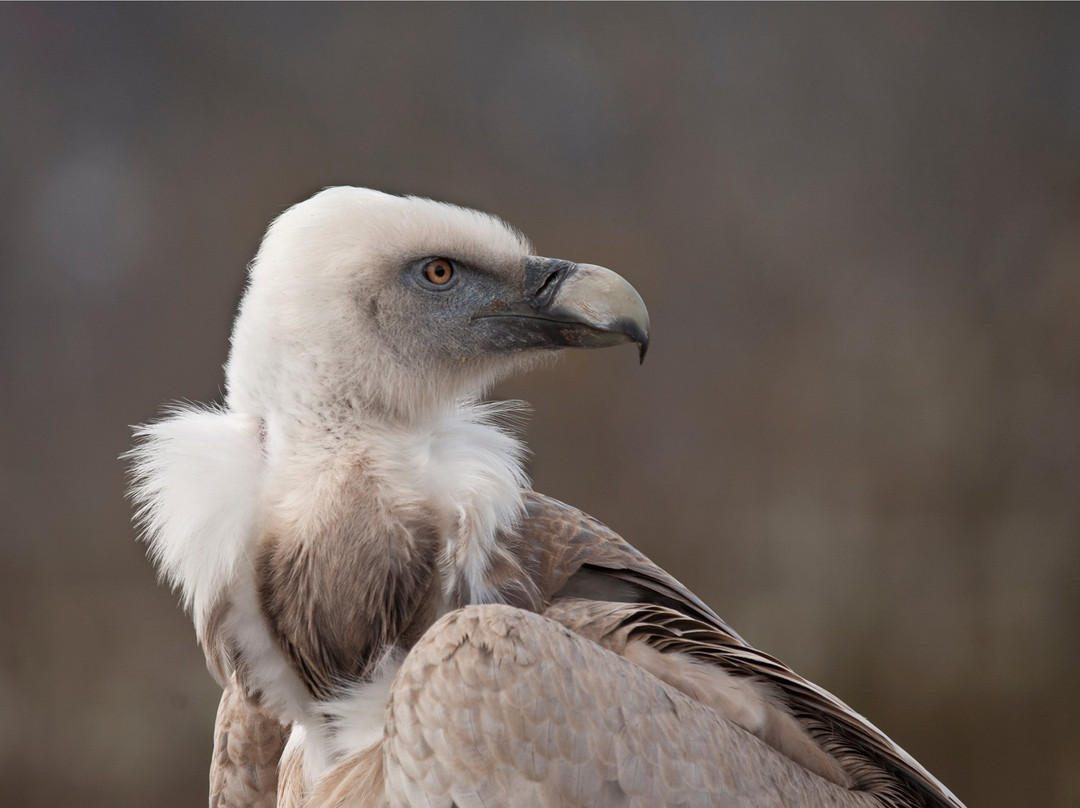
[129,187,964,807]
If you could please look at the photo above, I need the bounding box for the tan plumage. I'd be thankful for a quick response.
[129,187,964,808]
[386,604,863,808]
[208,493,963,807]
[210,674,288,808]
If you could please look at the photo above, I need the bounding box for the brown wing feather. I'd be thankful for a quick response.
[511,492,735,629]
[507,493,964,808]
[380,604,873,808]
[210,674,289,808]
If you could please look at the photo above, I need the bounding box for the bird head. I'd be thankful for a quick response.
[225,187,649,429]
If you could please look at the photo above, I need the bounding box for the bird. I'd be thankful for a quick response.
[128,187,965,808]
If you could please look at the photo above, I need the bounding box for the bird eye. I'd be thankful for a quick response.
[422,258,455,286]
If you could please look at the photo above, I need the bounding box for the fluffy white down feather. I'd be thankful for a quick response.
[127,405,264,636]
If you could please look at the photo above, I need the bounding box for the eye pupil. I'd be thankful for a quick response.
[423,259,454,286]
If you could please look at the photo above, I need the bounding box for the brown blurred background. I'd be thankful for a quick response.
[2,4,1078,807]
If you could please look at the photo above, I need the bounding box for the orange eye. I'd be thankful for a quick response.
[422,258,454,286]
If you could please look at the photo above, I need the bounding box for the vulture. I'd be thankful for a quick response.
[129,187,965,808]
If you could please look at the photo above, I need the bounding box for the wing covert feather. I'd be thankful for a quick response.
[511,492,730,631]
[508,494,964,808]
[210,674,289,808]
[380,604,871,808]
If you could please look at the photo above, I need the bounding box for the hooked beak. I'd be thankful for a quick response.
[474,256,651,363]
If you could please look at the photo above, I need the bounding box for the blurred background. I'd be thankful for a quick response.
[1,4,1078,807]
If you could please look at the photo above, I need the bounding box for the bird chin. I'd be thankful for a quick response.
[461,350,558,397]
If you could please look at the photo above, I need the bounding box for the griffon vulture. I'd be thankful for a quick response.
[128,187,964,808]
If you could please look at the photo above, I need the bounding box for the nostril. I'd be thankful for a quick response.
[524,256,576,308]
[534,268,562,303]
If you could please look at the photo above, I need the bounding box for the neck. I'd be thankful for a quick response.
[258,397,532,601]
